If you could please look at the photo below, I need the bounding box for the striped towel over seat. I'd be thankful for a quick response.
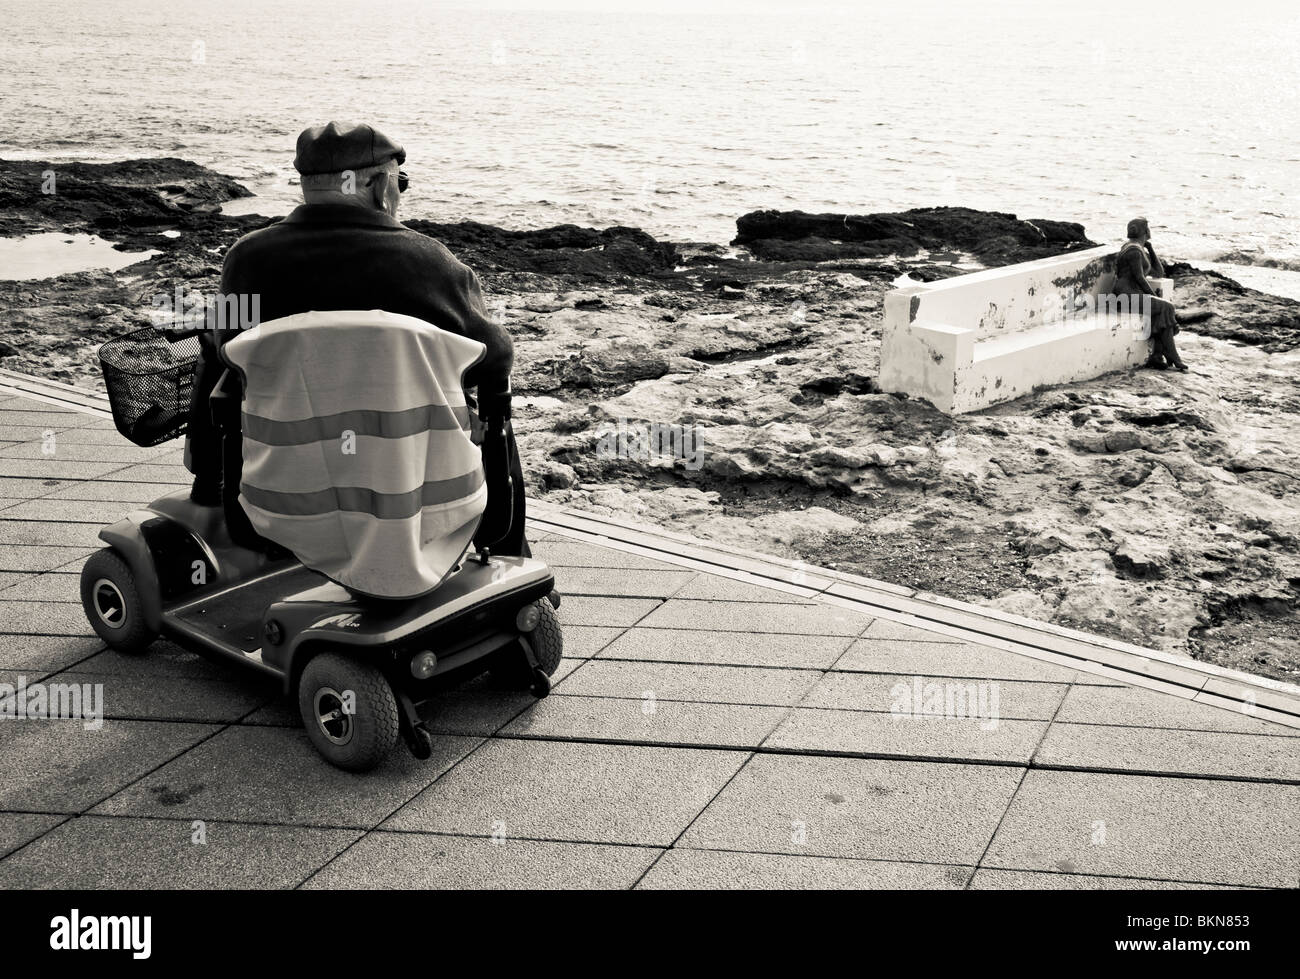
[220,309,488,599]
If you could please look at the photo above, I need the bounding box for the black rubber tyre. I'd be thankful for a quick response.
[530,598,563,676]
[297,652,400,772]
[489,597,563,688]
[80,548,157,653]
[408,725,434,761]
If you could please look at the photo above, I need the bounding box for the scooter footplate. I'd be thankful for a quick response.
[169,566,326,653]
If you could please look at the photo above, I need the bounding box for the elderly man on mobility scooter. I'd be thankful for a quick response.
[81,123,562,771]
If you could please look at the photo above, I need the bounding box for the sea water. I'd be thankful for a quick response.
[1,0,1296,268]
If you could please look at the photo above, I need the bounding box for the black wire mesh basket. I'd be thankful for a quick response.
[98,327,203,447]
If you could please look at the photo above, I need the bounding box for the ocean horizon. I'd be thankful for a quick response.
[2,0,1297,266]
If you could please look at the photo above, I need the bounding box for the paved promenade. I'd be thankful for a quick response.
[1,377,1297,889]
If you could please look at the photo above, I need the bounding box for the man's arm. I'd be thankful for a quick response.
[451,264,514,394]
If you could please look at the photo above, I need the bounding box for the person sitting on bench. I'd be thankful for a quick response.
[1115,217,1188,373]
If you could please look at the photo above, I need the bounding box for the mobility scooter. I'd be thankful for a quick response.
[81,322,562,772]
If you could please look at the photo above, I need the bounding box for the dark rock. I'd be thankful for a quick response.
[0,157,252,234]
[733,206,1095,265]
[404,219,679,278]
[1166,262,1300,352]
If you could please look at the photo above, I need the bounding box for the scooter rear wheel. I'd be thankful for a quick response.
[297,652,400,772]
[80,548,157,653]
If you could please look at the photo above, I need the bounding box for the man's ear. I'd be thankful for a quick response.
[369,172,388,210]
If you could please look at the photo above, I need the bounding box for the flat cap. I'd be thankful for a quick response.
[293,121,406,175]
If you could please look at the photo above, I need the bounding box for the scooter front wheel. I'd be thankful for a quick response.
[297,652,400,772]
[80,548,157,654]
[489,597,564,689]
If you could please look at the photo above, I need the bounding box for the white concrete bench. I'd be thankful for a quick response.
[878,244,1173,413]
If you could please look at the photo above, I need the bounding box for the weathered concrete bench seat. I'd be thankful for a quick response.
[879,244,1173,413]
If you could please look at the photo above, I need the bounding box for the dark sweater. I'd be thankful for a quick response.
[186,203,515,498]
[214,203,512,389]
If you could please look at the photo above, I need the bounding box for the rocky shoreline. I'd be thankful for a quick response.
[2,157,1298,681]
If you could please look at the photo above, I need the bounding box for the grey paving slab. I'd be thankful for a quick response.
[861,618,966,642]
[21,427,166,446]
[638,848,971,889]
[0,635,102,673]
[0,571,79,603]
[984,770,1300,887]
[0,543,97,573]
[0,812,65,859]
[531,539,684,571]
[1068,670,1127,687]
[1035,723,1300,782]
[66,641,247,681]
[43,481,186,503]
[304,832,660,890]
[0,499,19,511]
[968,868,1238,890]
[598,627,851,670]
[557,659,822,706]
[670,574,820,604]
[243,674,535,737]
[1189,694,1300,732]
[1,718,217,813]
[0,428,68,444]
[0,477,73,498]
[556,596,660,627]
[552,566,694,599]
[383,739,748,846]
[0,397,82,412]
[836,637,1080,683]
[504,694,787,749]
[1055,683,1295,735]
[0,816,361,889]
[0,601,94,637]
[1201,677,1300,716]
[0,571,24,592]
[47,671,274,724]
[559,625,626,658]
[765,709,1048,764]
[238,697,303,727]
[95,464,189,484]
[640,599,872,637]
[800,671,1069,721]
[49,556,104,574]
[0,411,101,428]
[549,657,583,685]
[0,441,168,463]
[0,459,124,480]
[94,726,482,828]
[0,519,101,547]
[680,754,1023,863]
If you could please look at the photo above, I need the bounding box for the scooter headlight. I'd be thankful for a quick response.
[410,650,438,680]
[515,604,540,632]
